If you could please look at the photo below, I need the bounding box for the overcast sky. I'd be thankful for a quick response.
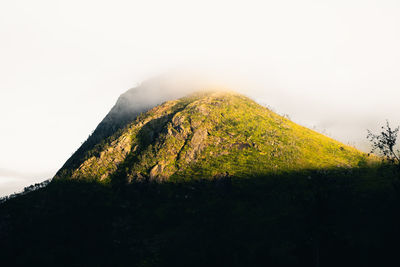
[1,0,400,196]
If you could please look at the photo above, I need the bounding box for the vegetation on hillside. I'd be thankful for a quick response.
[56,91,375,184]
[1,90,393,267]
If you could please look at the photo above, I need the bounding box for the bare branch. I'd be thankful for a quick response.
[367,120,400,166]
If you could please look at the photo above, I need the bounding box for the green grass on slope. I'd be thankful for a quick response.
[170,92,372,180]
[60,91,375,182]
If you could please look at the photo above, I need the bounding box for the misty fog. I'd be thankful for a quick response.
[1,0,400,196]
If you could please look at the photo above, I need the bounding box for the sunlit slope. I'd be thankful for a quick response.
[56,91,374,182]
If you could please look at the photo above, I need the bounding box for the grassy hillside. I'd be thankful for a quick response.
[1,90,396,267]
[56,91,374,183]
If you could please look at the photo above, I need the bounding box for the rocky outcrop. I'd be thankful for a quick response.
[58,91,372,183]
[185,128,208,163]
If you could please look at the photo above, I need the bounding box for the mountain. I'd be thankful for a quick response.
[2,88,398,267]
[57,77,196,174]
[55,90,372,183]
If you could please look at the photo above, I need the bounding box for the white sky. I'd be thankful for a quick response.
[1,0,400,196]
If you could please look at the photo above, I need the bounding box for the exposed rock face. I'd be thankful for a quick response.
[149,163,166,180]
[185,128,208,163]
[56,91,372,183]
[55,77,202,177]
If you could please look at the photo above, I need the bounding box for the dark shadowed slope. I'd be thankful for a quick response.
[2,165,399,267]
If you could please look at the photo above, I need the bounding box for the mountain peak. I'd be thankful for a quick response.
[55,90,372,183]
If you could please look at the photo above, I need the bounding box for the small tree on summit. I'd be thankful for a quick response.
[367,120,400,167]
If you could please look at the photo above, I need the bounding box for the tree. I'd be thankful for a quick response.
[367,120,400,167]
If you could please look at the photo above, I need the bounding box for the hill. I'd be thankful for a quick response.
[56,91,372,183]
[3,89,396,267]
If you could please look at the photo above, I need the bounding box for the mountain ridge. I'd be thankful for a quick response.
[55,90,373,183]
[2,90,394,267]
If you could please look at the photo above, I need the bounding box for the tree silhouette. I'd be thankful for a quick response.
[367,120,400,166]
